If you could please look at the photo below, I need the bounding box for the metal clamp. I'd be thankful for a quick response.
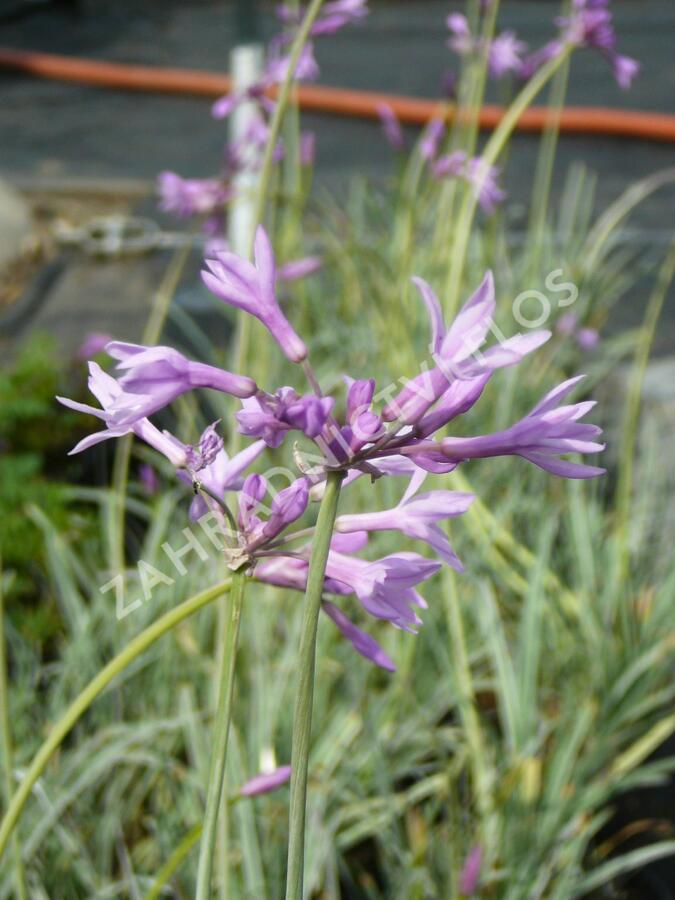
[53,215,199,257]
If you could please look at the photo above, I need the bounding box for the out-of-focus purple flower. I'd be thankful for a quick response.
[383,274,549,425]
[237,387,334,448]
[325,550,440,631]
[277,256,323,283]
[434,375,606,478]
[157,172,229,218]
[299,130,316,165]
[336,487,474,570]
[447,13,527,78]
[431,150,467,180]
[577,327,599,350]
[182,440,266,521]
[277,0,368,35]
[77,331,113,360]
[466,157,506,213]
[265,41,320,85]
[523,0,639,89]
[611,53,640,90]
[518,41,562,81]
[447,12,473,55]
[420,118,446,160]
[376,102,405,149]
[323,601,396,671]
[240,765,292,797]
[556,313,600,351]
[428,151,505,213]
[139,463,160,495]
[489,30,528,77]
[104,342,256,426]
[56,363,189,467]
[459,845,482,895]
[556,311,579,335]
[202,226,308,363]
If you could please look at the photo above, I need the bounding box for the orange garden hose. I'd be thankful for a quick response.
[2,46,675,143]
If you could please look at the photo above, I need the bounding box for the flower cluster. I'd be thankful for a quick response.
[520,0,639,88]
[445,2,638,89]
[60,224,605,672]
[447,12,527,79]
[158,4,368,237]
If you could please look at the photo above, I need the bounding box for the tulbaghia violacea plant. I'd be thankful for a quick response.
[57,219,605,894]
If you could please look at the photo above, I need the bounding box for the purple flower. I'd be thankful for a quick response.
[556,311,579,335]
[243,476,310,551]
[325,550,441,631]
[611,54,640,90]
[488,31,528,77]
[139,463,160,495]
[180,440,266,521]
[336,486,474,570]
[323,601,396,671]
[277,0,368,35]
[240,765,292,797]
[431,150,467,180]
[577,327,599,351]
[447,13,473,56]
[57,362,189,467]
[383,274,549,425]
[459,845,482,895]
[157,172,229,218]
[104,342,256,426]
[556,313,600,351]
[376,102,405,149]
[77,331,113,360]
[237,387,334,448]
[202,226,308,363]
[466,157,506,213]
[276,256,323,283]
[265,41,320,85]
[420,118,445,161]
[436,375,606,478]
[523,0,639,89]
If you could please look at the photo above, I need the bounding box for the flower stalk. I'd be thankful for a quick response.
[285,469,344,900]
[195,568,247,900]
[445,43,573,316]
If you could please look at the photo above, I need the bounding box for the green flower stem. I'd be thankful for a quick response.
[195,569,247,900]
[444,44,573,316]
[527,35,571,277]
[0,565,28,900]
[285,470,344,900]
[232,0,326,383]
[144,824,202,900]
[0,580,231,866]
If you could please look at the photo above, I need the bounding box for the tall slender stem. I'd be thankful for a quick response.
[195,569,247,900]
[444,45,573,317]
[0,566,28,900]
[233,0,326,382]
[285,470,343,900]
